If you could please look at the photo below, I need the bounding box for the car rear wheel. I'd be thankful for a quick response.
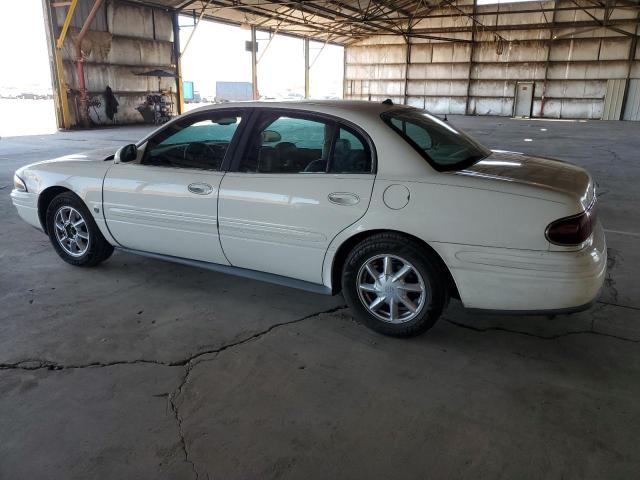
[342,233,448,337]
[46,192,114,267]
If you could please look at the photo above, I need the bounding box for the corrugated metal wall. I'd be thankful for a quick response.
[345,0,640,120]
[49,0,176,127]
[602,79,626,120]
[623,79,640,121]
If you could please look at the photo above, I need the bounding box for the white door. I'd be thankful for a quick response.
[514,82,534,117]
[103,110,246,263]
[218,112,376,284]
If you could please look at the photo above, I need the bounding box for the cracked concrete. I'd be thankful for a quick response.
[1,118,639,479]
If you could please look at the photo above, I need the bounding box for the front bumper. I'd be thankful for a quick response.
[10,190,42,231]
[438,222,607,312]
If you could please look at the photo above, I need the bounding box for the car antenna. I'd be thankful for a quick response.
[382,98,393,105]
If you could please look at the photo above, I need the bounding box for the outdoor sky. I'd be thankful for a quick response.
[179,17,344,99]
[0,0,53,93]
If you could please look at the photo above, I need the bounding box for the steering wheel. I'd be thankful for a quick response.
[184,142,217,169]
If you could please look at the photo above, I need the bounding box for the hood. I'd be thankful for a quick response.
[16,147,118,195]
[33,147,117,166]
[457,150,595,208]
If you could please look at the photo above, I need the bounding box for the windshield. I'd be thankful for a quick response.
[381,108,490,171]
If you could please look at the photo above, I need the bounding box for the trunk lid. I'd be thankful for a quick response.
[461,150,595,208]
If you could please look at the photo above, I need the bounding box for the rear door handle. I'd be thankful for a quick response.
[188,183,213,195]
[328,192,360,206]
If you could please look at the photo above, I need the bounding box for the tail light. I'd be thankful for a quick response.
[545,200,597,246]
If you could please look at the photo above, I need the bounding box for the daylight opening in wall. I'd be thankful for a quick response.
[0,0,57,137]
[179,17,343,106]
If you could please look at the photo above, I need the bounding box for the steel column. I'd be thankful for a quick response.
[465,0,477,115]
[251,26,259,99]
[540,0,558,118]
[304,37,310,98]
[172,13,184,114]
[403,33,411,105]
[51,0,79,129]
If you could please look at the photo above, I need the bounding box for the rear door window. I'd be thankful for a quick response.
[238,112,373,174]
[239,114,333,173]
[328,127,372,174]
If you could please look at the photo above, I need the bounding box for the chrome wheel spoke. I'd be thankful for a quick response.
[369,296,386,311]
[359,283,377,293]
[388,297,399,321]
[383,256,393,276]
[391,264,412,282]
[399,283,422,293]
[399,295,418,313]
[76,230,89,240]
[364,263,379,280]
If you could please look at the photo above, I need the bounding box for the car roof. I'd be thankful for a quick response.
[186,99,411,122]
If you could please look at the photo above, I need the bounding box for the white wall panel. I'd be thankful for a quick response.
[344,1,638,119]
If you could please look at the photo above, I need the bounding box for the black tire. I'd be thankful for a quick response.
[342,233,449,337]
[45,192,114,267]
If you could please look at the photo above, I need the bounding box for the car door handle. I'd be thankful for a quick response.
[328,192,360,206]
[188,183,213,195]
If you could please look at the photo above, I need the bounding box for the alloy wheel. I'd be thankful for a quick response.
[53,206,90,257]
[356,254,427,324]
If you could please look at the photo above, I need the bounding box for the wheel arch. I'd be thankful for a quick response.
[329,229,460,300]
[38,186,78,234]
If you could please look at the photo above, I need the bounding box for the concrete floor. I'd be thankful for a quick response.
[1,116,639,479]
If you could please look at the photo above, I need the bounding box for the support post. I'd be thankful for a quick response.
[304,37,310,99]
[620,12,640,120]
[465,0,477,115]
[49,0,79,129]
[251,26,259,100]
[403,33,412,105]
[343,48,347,99]
[540,0,558,118]
[172,12,184,115]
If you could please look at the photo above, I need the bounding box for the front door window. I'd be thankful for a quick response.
[144,112,244,171]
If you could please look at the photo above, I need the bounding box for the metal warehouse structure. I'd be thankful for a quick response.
[43,0,640,128]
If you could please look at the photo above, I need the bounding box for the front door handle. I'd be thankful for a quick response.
[188,183,213,195]
[328,192,360,206]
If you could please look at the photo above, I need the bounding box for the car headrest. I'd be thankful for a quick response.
[275,142,296,153]
[334,138,351,156]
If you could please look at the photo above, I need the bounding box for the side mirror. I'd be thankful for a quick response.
[115,144,138,163]
[261,130,282,143]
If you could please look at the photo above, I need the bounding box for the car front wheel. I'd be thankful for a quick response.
[342,233,449,337]
[46,192,114,267]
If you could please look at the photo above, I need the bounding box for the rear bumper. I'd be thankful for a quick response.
[438,222,607,312]
[10,190,42,231]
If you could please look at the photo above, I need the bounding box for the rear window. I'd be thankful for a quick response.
[381,108,490,171]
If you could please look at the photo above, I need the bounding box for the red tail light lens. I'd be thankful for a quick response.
[545,203,597,246]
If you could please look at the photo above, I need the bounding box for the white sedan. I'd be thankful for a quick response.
[11,101,606,336]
